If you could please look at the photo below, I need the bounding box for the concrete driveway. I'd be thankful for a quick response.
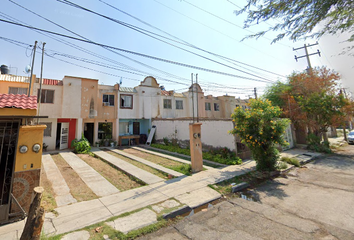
[138,145,354,240]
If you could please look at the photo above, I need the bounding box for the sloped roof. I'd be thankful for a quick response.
[120,87,137,93]
[0,94,37,109]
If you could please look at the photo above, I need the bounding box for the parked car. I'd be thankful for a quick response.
[348,131,354,144]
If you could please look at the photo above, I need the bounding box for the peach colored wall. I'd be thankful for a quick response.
[81,79,98,119]
[0,81,29,94]
[96,84,118,120]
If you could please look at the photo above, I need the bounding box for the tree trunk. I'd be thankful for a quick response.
[343,123,347,142]
[323,131,329,142]
[20,187,45,240]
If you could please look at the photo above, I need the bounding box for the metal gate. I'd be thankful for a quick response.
[0,120,19,223]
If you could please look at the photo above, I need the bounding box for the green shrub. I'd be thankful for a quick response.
[71,134,91,154]
[230,99,290,171]
[170,164,192,176]
[163,137,170,146]
[277,161,288,170]
[280,157,300,167]
[307,133,332,153]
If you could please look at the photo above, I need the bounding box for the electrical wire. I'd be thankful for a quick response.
[182,0,292,48]
[99,0,286,80]
[54,0,276,82]
[0,18,275,83]
[7,0,192,83]
[153,0,289,65]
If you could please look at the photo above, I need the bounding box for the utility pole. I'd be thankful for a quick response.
[37,42,46,124]
[254,87,257,99]
[28,41,38,97]
[196,73,199,122]
[191,73,194,123]
[293,42,321,75]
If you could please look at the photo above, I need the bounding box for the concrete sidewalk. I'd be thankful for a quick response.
[40,160,256,236]
[60,152,120,197]
[42,154,77,207]
[109,148,184,177]
[91,148,164,184]
[0,147,321,239]
[131,146,213,169]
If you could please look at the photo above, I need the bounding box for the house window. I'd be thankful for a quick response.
[98,122,112,139]
[103,94,114,106]
[9,87,28,95]
[41,122,52,137]
[119,122,129,135]
[37,89,54,103]
[214,103,220,111]
[176,100,183,110]
[120,94,133,109]
[164,99,172,109]
[205,102,211,111]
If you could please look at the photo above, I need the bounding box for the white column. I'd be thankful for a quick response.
[76,118,83,139]
[94,121,99,143]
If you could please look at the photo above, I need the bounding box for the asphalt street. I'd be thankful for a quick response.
[138,145,354,240]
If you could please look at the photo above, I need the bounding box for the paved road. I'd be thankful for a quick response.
[139,145,354,240]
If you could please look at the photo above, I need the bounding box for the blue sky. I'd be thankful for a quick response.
[0,0,351,98]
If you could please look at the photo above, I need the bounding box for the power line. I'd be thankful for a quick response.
[7,0,192,83]
[0,18,275,83]
[99,0,285,79]
[182,0,292,48]
[153,0,289,67]
[54,0,276,82]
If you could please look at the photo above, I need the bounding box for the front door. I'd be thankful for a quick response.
[0,120,19,223]
[60,122,69,150]
[133,122,140,135]
[84,123,94,145]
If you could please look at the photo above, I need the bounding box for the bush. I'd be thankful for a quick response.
[163,137,170,146]
[170,164,192,176]
[307,133,332,153]
[71,134,91,154]
[277,161,288,170]
[230,99,290,171]
[281,157,300,167]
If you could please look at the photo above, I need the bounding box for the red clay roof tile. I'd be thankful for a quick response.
[0,94,37,109]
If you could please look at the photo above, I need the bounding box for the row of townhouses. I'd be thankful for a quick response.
[1,74,261,153]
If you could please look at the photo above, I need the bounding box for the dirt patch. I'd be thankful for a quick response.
[77,154,143,191]
[106,150,168,179]
[51,154,97,202]
[40,169,57,212]
[123,148,184,169]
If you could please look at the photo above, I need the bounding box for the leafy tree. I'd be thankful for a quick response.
[236,0,354,43]
[231,99,290,171]
[263,67,348,147]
